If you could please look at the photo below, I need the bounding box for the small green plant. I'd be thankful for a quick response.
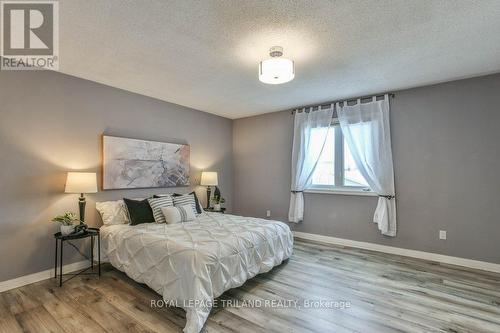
[52,212,80,226]
[211,195,226,205]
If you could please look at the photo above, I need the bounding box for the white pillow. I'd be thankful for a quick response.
[96,200,130,225]
[161,204,196,224]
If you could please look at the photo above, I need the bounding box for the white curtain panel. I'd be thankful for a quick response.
[289,107,334,223]
[337,95,397,236]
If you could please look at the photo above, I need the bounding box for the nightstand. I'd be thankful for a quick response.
[205,207,226,213]
[54,227,100,286]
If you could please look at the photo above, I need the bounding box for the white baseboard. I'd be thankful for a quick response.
[293,231,500,274]
[0,260,89,293]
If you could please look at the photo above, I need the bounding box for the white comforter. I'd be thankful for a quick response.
[100,212,293,333]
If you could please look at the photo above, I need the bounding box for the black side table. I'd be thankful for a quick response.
[205,207,226,213]
[54,227,100,286]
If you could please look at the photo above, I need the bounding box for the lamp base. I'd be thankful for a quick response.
[78,194,86,224]
[206,187,211,209]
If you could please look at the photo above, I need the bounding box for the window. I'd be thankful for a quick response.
[310,123,371,193]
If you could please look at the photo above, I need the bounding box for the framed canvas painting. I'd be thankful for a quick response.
[103,135,190,189]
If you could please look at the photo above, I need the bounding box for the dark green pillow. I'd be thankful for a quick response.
[123,198,155,225]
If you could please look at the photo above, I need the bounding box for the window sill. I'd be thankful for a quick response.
[304,188,377,197]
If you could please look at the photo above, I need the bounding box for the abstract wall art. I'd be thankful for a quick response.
[103,135,190,189]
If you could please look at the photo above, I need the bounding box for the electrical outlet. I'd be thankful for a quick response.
[266,210,271,217]
[439,230,447,240]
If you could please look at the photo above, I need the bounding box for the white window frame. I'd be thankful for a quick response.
[306,121,376,197]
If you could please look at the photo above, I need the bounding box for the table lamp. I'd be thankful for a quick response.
[200,171,218,209]
[65,172,98,224]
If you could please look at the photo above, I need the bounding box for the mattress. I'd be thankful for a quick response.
[100,212,293,333]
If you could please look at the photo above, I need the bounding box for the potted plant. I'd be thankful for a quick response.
[52,212,80,236]
[211,195,225,211]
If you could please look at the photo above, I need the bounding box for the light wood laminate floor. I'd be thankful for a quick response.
[1,239,500,333]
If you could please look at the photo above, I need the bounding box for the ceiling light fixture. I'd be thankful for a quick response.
[259,46,295,84]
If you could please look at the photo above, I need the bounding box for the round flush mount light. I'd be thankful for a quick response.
[259,46,295,84]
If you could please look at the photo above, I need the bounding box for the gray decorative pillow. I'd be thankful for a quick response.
[172,192,204,214]
[172,193,198,216]
[148,195,174,223]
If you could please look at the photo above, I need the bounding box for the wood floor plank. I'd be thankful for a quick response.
[60,285,155,333]
[278,256,497,332]
[0,301,23,333]
[0,295,23,333]
[0,314,23,333]
[14,306,66,333]
[222,286,357,333]
[1,239,499,333]
[85,276,182,333]
[23,283,107,333]
[2,287,41,315]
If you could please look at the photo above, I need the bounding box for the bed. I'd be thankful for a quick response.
[99,212,293,333]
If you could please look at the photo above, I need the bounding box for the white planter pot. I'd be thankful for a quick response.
[60,225,75,236]
[213,204,221,211]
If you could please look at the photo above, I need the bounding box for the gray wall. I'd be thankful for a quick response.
[1,69,499,283]
[233,73,500,264]
[0,70,233,282]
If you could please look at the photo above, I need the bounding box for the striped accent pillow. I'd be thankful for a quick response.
[172,193,198,216]
[172,192,203,214]
[148,196,174,223]
[161,204,196,224]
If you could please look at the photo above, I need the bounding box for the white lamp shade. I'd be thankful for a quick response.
[259,58,295,84]
[200,172,218,186]
[65,172,98,194]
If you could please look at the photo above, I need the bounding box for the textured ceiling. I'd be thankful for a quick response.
[59,0,500,119]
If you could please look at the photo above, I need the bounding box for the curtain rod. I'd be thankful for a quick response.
[290,93,395,115]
